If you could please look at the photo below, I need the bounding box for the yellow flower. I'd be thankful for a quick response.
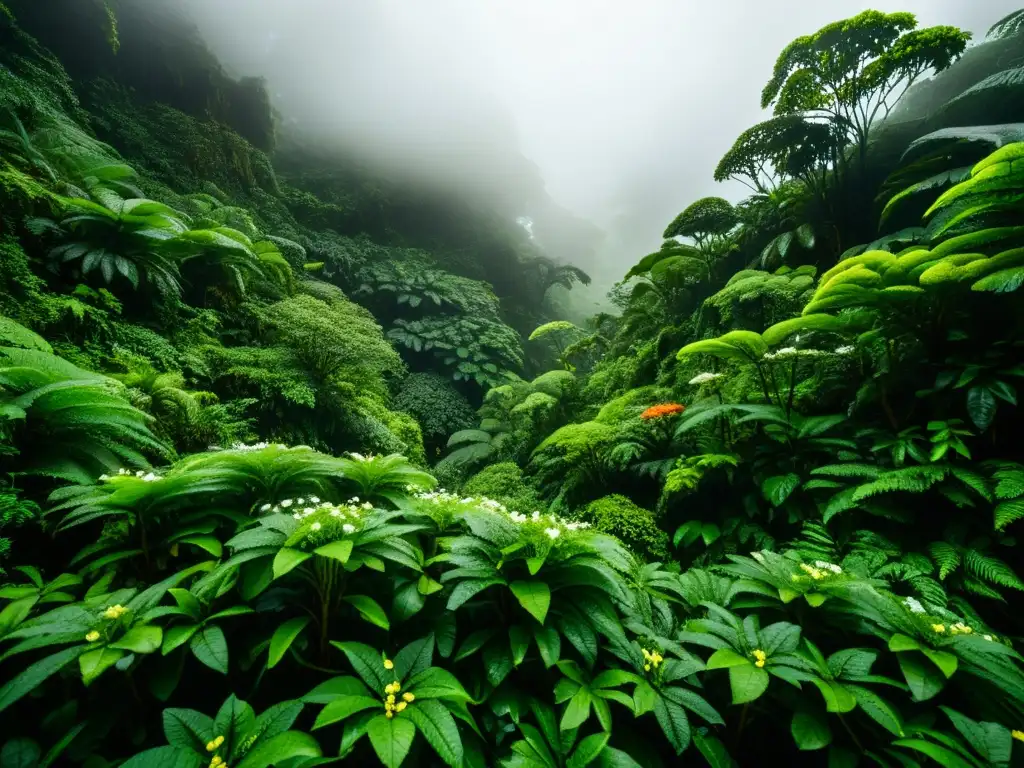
[403,692,415,702]
[395,701,407,712]
[386,694,395,704]
[950,623,972,635]
[85,630,100,643]
[752,649,767,668]
[644,664,651,671]
[206,735,225,752]
[383,658,394,670]
[932,624,945,633]
[1013,730,1024,743]
[102,604,127,620]
[209,756,224,768]
[385,711,394,719]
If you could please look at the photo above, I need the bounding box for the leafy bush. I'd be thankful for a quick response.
[578,494,669,560]
[462,461,544,513]
[394,372,476,456]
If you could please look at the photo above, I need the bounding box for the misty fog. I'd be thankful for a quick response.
[181,0,1020,285]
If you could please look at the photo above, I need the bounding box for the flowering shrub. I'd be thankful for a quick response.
[640,402,686,420]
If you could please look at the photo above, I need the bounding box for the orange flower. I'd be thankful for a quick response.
[641,403,686,420]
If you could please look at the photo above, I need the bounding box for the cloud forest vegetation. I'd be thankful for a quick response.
[2,4,1024,767]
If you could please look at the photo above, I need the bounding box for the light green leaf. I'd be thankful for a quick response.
[367,714,416,768]
[273,549,312,579]
[268,617,311,669]
[343,595,390,630]
[111,625,163,654]
[560,687,593,731]
[567,732,609,768]
[117,746,203,768]
[79,647,125,685]
[728,665,769,704]
[313,696,382,730]
[315,540,353,564]
[509,581,551,624]
[706,648,750,669]
[234,731,323,768]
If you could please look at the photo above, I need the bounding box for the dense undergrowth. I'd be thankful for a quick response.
[2,3,1024,767]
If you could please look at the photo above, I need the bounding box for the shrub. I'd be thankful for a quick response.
[579,494,669,559]
[462,461,543,513]
[394,372,476,456]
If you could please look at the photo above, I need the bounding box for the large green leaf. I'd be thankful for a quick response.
[791,708,831,750]
[313,696,382,730]
[367,714,416,768]
[343,595,391,630]
[79,647,124,685]
[234,731,323,768]
[728,665,769,704]
[268,617,311,669]
[162,707,214,752]
[509,581,551,624]
[652,694,690,755]
[0,646,85,713]
[404,699,464,767]
[190,625,229,674]
[118,746,203,768]
[111,625,163,654]
[898,654,946,702]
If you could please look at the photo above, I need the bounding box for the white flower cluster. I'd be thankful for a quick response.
[903,596,926,614]
[231,442,287,452]
[102,468,159,482]
[413,490,464,505]
[814,560,843,575]
[834,346,855,355]
[260,497,372,535]
[763,347,825,361]
[346,452,375,462]
[688,372,723,385]
[508,509,590,536]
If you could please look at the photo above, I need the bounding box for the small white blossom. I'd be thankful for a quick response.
[296,498,305,505]
[330,509,342,517]
[349,497,360,504]
[281,499,293,508]
[292,513,301,520]
[343,523,356,534]
[835,345,855,355]
[903,596,925,614]
[814,560,842,575]
[260,503,271,512]
[544,527,561,539]
[531,511,541,521]
[135,470,144,477]
[689,372,723,385]
[303,507,314,515]
[98,474,109,482]
[310,522,321,532]
[310,496,320,504]
[142,472,158,482]
[361,502,373,510]
[984,634,994,641]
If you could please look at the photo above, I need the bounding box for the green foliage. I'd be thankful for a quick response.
[579,495,668,560]
[462,462,543,514]
[662,197,738,245]
[1,6,1024,767]
[394,373,476,455]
